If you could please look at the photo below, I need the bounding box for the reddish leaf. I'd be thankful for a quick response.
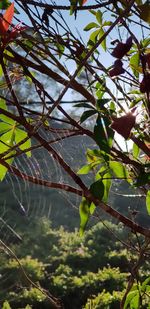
[82,0,88,4]
[111,112,136,139]
[112,36,132,59]
[140,73,150,93]
[145,53,150,70]
[109,66,125,77]
[114,59,123,67]
[109,59,125,77]
[0,2,14,35]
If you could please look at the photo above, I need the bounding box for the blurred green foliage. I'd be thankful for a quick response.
[0,218,149,308]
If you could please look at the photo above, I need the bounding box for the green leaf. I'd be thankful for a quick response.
[94,115,114,154]
[146,191,150,215]
[15,129,31,157]
[0,99,15,125]
[138,4,150,24]
[86,148,102,163]
[110,101,116,112]
[89,202,96,215]
[102,175,111,203]
[84,22,99,31]
[90,179,104,200]
[0,130,15,181]
[95,81,105,99]
[80,109,97,123]
[88,29,100,44]
[109,161,129,179]
[98,28,106,51]
[55,43,65,59]
[0,65,3,78]
[77,163,94,175]
[79,197,90,236]
[0,99,7,110]
[141,37,150,48]
[2,300,11,309]
[0,0,11,10]
[96,166,112,203]
[103,21,112,26]
[89,9,97,16]
[96,10,103,25]
[129,89,141,95]
[132,143,140,159]
[130,53,140,78]
[25,70,35,83]
[0,122,12,134]
[141,277,150,292]
[77,161,101,174]
[124,290,139,309]
[130,293,140,309]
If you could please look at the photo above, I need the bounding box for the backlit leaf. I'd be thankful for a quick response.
[0,65,3,77]
[84,22,99,31]
[0,122,12,134]
[96,166,112,203]
[89,202,96,215]
[130,53,140,78]
[86,148,102,164]
[88,29,100,44]
[141,277,150,292]
[0,99,15,125]
[124,290,139,309]
[77,163,94,175]
[98,28,106,51]
[79,197,90,236]
[0,129,15,181]
[146,190,150,215]
[130,293,140,309]
[96,10,103,25]
[133,143,140,159]
[15,129,31,157]
[109,161,129,179]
